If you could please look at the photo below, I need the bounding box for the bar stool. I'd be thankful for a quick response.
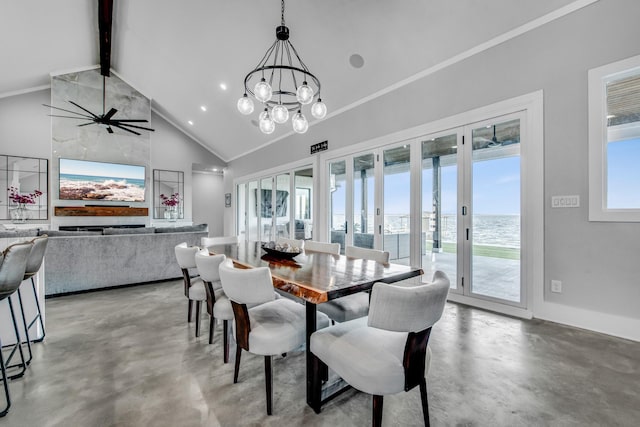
[0,241,34,417]
[16,235,48,365]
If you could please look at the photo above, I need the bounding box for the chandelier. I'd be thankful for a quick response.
[237,0,326,134]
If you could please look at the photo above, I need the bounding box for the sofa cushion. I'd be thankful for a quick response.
[155,224,208,233]
[103,227,156,235]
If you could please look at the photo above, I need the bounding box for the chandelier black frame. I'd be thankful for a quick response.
[238,0,326,133]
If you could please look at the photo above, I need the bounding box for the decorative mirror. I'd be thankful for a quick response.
[1,155,49,222]
[153,169,184,220]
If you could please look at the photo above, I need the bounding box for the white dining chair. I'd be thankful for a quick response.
[311,271,450,427]
[174,243,206,337]
[201,235,239,249]
[317,246,390,323]
[303,240,340,255]
[219,259,330,415]
[195,250,232,360]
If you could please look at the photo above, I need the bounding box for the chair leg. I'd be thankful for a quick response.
[233,345,242,383]
[29,277,46,343]
[419,378,430,427]
[195,301,201,337]
[223,320,229,363]
[5,298,27,380]
[265,355,273,415]
[0,337,10,417]
[188,299,193,322]
[372,395,383,427]
[208,315,215,344]
[16,289,33,365]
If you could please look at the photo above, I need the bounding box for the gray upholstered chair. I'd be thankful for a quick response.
[194,250,232,360]
[201,235,239,249]
[16,235,48,365]
[219,259,330,415]
[0,241,34,417]
[303,240,340,255]
[174,243,206,337]
[311,271,450,427]
[317,246,390,323]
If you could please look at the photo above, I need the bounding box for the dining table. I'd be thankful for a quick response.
[209,240,424,412]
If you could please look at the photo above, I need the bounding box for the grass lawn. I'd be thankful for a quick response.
[437,241,520,260]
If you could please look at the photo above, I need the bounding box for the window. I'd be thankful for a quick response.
[589,54,640,221]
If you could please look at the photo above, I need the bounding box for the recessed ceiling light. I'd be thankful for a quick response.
[220,83,227,91]
[200,105,207,112]
[188,120,194,125]
[212,168,218,172]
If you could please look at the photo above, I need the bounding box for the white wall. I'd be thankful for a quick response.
[192,171,224,236]
[225,0,640,339]
[0,89,227,233]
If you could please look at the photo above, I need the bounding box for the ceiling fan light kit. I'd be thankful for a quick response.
[237,0,326,134]
[44,0,154,136]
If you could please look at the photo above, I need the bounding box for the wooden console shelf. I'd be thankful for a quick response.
[55,206,149,217]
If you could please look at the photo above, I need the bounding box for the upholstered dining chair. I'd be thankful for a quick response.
[194,250,232,360]
[311,271,450,427]
[201,235,239,249]
[303,240,340,255]
[219,259,330,415]
[317,246,390,323]
[174,242,206,337]
[16,235,48,365]
[0,241,34,417]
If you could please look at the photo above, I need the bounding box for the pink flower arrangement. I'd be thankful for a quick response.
[8,187,42,204]
[160,193,180,207]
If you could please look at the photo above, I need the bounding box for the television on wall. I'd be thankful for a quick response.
[59,158,146,202]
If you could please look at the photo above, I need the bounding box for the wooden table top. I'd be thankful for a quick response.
[210,241,424,304]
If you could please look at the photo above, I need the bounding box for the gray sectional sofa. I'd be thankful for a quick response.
[43,225,208,296]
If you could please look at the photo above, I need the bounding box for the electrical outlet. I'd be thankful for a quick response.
[551,280,562,293]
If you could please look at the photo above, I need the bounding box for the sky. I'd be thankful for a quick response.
[59,158,145,180]
[607,137,640,208]
[331,154,522,218]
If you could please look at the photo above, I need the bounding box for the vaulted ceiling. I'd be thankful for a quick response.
[1,0,578,162]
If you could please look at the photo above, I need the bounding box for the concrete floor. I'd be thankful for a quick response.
[1,279,639,426]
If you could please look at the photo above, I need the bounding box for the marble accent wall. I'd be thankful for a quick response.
[50,69,152,228]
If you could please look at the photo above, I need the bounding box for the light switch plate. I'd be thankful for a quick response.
[551,195,580,208]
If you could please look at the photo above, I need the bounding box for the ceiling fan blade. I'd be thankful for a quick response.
[103,107,118,120]
[48,114,95,120]
[77,122,97,127]
[111,123,141,136]
[111,119,149,123]
[43,104,95,119]
[68,101,100,118]
[112,122,156,132]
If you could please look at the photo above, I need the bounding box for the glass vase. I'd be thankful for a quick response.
[10,203,29,223]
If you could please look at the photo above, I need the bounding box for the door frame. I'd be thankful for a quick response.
[319,91,543,318]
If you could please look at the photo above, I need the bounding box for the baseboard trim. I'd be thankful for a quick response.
[45,277,183,299]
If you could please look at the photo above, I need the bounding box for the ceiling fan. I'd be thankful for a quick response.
[43,0,154,136]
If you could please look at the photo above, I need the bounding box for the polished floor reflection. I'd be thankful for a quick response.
[2,280,639,426]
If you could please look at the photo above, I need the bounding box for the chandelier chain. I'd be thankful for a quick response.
[281,0,285,26]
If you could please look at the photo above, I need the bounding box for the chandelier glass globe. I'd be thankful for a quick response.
[237,94,255,115]
[259,116,276,134]
[311,99,327,119]
[296,81,314,105]
[292,111,309,134]
[271,104,289,124]
[254,78,273,103]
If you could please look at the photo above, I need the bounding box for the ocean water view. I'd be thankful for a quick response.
[332,213,520,248]
[59,173,145,202]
